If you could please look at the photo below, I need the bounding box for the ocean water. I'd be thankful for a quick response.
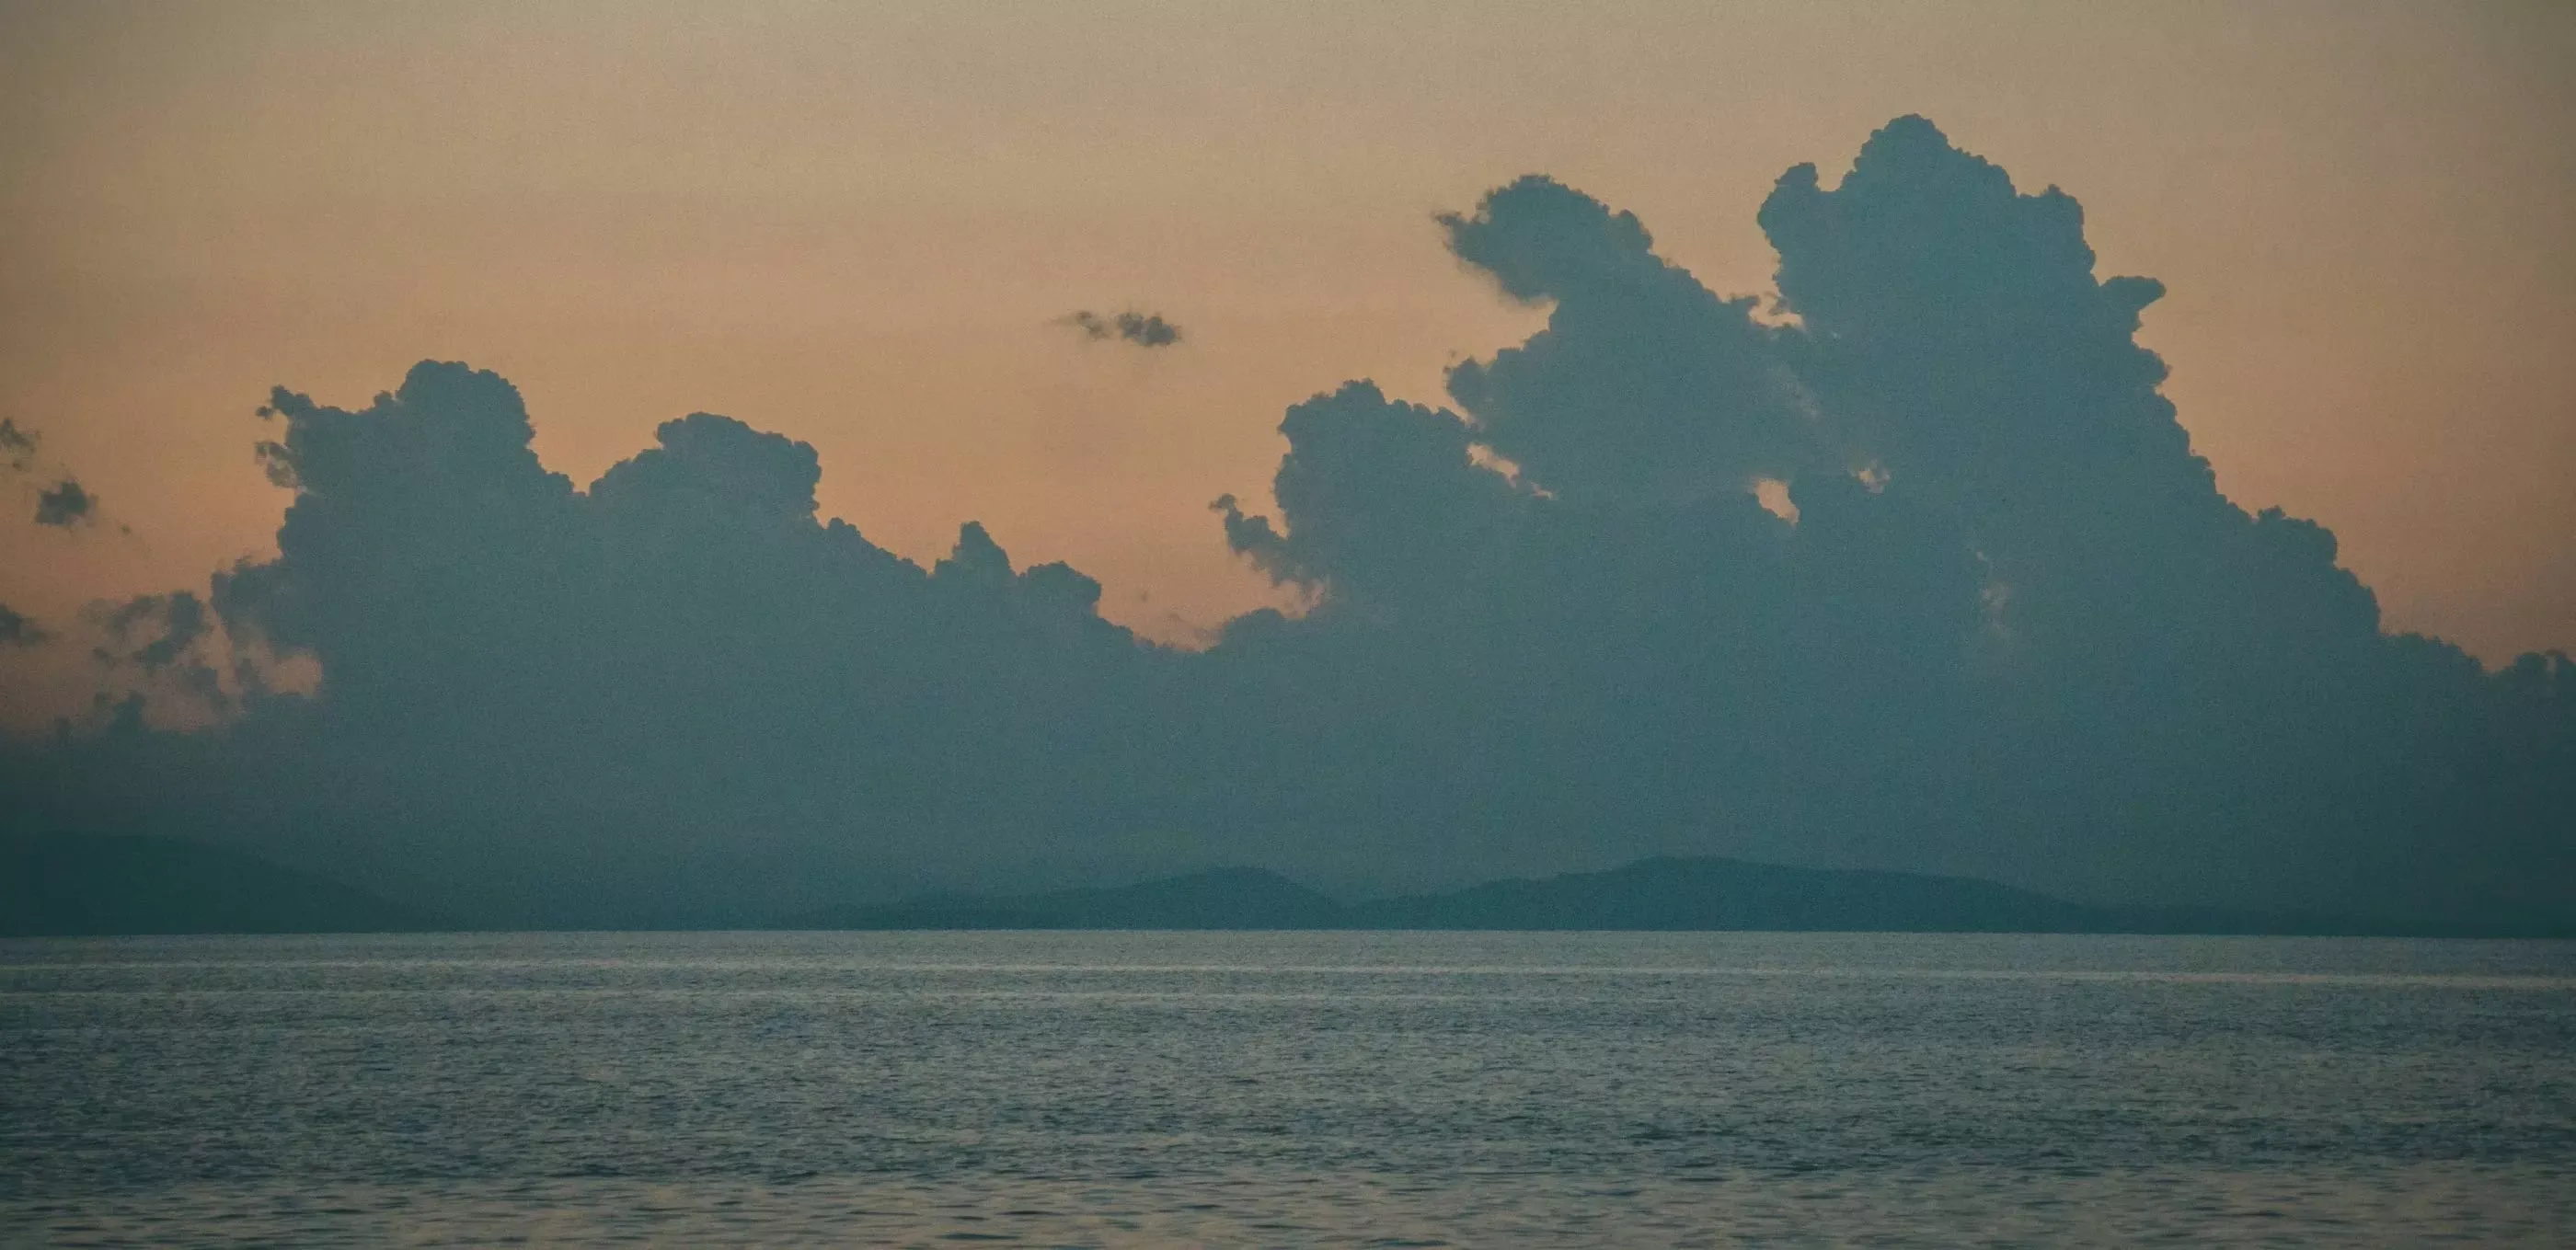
[3,931,2572,1247]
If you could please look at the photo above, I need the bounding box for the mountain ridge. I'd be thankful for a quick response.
[6,832,2538,937]
[791,854,2508,937]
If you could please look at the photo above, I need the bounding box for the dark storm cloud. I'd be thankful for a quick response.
[10,116,2568,933]
[1064,309,1182,348]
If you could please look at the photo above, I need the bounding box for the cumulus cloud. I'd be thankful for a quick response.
[129,361,1158,923]
[7,117,2567,933]
[1441,176,1809,503]
[1756,117,2379,673]
[1214,381,1538,617]
[1209,119,2566,919]
[1064,309,1182,347]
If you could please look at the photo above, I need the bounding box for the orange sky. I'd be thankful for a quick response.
[2,1,2570,721]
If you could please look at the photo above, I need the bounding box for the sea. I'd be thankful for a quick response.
[3,930,2572,1246]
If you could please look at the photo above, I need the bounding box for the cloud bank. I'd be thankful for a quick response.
[7,118,2568,930]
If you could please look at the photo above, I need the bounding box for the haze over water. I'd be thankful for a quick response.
[6,931,2572,1246]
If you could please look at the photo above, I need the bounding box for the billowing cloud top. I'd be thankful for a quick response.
[9,117,2569,931]
[1441,174,1805,502]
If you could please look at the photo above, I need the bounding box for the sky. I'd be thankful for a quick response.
[2,0,2570,702]
[2,3,2571,931]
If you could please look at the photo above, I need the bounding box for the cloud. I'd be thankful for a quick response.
[0,602,44,648]
[34,478,95,527]
[7,119,2568,934]
[96,592,212,674]
[1754,116,2380,670]
[1211,119,2567,920]
[1440,176,1809,504]
[0,419,33,473]
[144,360,1158,923]
[1064,309,1182,348]
[1214,380,1537,618]
[3,422,121,533]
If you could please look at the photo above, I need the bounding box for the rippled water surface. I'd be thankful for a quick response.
[5,930,2573,1245]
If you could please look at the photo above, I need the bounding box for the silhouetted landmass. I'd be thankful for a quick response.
[2,833,443,936]
[795,856,2502,936]
[1346,857,2490,935]
[5,835,2528,937]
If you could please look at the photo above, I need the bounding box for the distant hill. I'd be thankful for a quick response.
[2,832,444,937]
[5,835,2474,937]
[794,855,2455,936]
[1344,856,2104,932]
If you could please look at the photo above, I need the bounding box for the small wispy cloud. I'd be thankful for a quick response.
[0,419,33,473]
[4,420,117,533]
[35,477,96,528]
[1063,309,1182,348]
